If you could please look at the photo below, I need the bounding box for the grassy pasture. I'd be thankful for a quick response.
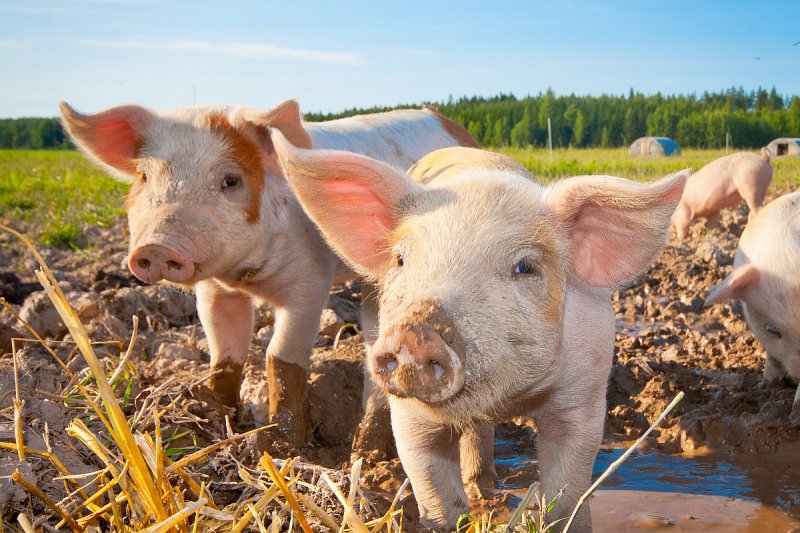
[0,150,127,248]
[1,148,799,248]
[500,146,800,185]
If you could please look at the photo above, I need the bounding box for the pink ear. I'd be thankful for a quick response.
[705,264,760,305]
[546,169,688,288]
[233,99,313,150]
[272,131,420,277]
[60,101,153,180]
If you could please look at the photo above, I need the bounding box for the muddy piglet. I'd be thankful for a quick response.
[672,149,772,238]
[274,137,686,532]
[706,191,800,422]
[59,99,477,447]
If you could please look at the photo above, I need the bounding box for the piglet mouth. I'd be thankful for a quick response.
[370,331,466,404]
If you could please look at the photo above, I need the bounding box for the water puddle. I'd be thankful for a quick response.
[492,436,800,532]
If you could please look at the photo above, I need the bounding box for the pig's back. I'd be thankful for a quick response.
[738,191,800,270]
[683,152,762,213]
[407,147,538,186]
[305,109,474,170]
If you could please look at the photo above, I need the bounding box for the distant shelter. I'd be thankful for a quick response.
[629,137,682,157]
[766,137,800,158]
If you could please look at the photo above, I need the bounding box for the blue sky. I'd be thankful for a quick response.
[1,0,799,118]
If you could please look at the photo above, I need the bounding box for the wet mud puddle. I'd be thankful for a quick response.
[493,436,800,532]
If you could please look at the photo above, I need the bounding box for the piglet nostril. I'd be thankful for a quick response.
[138,258,151,269]
[165,260,183,270]
[375,353,399,375]
[431,361,445,380]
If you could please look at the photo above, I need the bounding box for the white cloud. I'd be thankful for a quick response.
[0,40,30,48]
[81,38,365,65]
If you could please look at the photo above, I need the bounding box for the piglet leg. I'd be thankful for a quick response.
[264,282,332,445]
[196,279,254,408]
[535,399,605,533]
[352,281,395,461]
[460,423,497,488]
[390,399,467,529]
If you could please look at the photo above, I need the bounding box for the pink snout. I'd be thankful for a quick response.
[128,244,195,284]
[369,325,465,403]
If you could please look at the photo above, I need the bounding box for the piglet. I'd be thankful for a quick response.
[274,138,686,532]
[706,191,800,422]
[672,149,772,238]
[59,99,477,446]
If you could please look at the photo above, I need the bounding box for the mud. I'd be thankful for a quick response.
[1,191,799,530]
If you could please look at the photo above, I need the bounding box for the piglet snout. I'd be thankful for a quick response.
[370,326,465,403]
[129,244,195,284]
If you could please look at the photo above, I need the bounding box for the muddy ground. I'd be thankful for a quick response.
[1,193,799,530]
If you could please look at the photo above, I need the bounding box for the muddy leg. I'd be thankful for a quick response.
[352,380,394,461]
[265,291,330,445]
[266,356,309,444]
[390,398,466,529]
[460,422,497,488]
[196,279,254,408]
[352,281,395,460]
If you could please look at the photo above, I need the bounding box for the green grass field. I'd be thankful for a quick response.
[0,150,128,247]
[499,146,800,185]
[1,148,799,248]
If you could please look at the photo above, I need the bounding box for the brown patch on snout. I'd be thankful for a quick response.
[422,105,480,148]
[207,114,266,223]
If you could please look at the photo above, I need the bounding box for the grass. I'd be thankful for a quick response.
[2,225,410,532]
[0,150,128,248]
[498,146,800,187]
[2,148,799,249]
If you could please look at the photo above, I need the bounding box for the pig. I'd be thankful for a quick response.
[59,98,478,446]
[706,191,800,422]
[273,136,687,532]
[672,148,772,239]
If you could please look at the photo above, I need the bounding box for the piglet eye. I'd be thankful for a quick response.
[514,259,537,276]
[392,252,404,268]
[765,324,783,339]
[222,174,241,189]
[137,170,147,183]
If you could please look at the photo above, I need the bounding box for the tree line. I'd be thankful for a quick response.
[3,87,799,150]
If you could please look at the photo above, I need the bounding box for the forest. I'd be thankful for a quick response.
[2,87,799,150]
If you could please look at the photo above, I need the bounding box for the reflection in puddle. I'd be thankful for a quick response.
[593,448,800,515]
[494,437,800,524]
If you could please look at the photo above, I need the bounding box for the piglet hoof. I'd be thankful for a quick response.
[208,363,243,408]
[758,377,783,391]
[266,357,310,447]
[350,401,396,464]
[464,481,493,501]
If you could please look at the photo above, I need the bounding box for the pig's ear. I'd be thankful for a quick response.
[705,264,760,306]
[272,131,421,277]
[233,99,313,150]
[59,101,153,182]
[546,169,688,288]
